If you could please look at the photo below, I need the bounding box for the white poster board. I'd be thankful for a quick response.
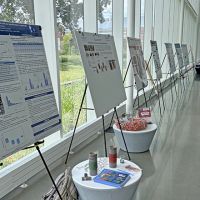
[0,22,61,160]
[174,43,184,69]
[181,44,190,66]
[150,40,162,80]
[127,37,148,91]
[165,43,176,74]
[75,31,126,117]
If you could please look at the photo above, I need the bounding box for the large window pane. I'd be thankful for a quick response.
[122,0,128,76]
[140,0,145,48]
[56,0,86,133]
[98,0,112,34]
[0,0,34,24]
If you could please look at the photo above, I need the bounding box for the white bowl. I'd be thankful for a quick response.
[113,123,157,153]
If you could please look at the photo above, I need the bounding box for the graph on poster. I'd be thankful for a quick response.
[0,21,61,160]
[24,71,51,91]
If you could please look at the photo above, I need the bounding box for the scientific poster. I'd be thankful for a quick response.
[165,43,176,74]
[75,31,126,117]
[174,43,184,69]
[150,40,162,80]
[0,22,61,159]
[127,37,148,91]
[181,44,190,66]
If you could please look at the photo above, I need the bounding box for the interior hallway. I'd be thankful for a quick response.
[6,70,200,200]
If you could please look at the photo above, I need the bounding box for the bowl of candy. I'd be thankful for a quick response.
[113,115,157,153]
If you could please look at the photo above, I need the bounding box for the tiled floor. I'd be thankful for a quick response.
[7,70,200,200]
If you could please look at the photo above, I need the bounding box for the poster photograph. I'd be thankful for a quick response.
[127,37,148,91]
[75,31,126,117]
[0,22,61,159]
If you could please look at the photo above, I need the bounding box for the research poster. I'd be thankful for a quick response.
[150,40,162,80]
[127,37,148,91]
[75,31,126,117]
[165,43,176,74]
[0,22,61,159]
[174,43,184,69]
[181,44,189,66]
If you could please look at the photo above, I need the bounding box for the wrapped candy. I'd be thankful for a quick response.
[115,117,147,131]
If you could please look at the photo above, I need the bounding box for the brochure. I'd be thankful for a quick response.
[93,168,130,188]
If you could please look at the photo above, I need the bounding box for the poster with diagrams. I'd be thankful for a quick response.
[165,43,176,74]
[127,37,148,91]
[75,31,126,117]
[181,44,190,67]
[0,22,61,160]
[174,43,184,69]
[150,40,162,80]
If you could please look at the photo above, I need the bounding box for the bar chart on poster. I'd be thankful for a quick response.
[0,21,61,160]
[75,31,126,117]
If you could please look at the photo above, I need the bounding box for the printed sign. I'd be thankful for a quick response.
[181,44,189,66]
[165,43,176,74]
[127,37,148,91]
[0,21,61,160]
[174,43,184,69]
[75,31,126,117]
[150,40,162,80]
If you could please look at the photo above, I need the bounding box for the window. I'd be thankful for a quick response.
[122,0,128,76]
[0,0,34,24]
[98,0,112,34]
[56,0,86,133]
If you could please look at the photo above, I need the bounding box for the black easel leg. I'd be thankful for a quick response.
[36,145,63,200]
[65,84,88,165]
[109,111,115,128]
[158,80,165,111]
[137,91,140,108]
[114,107,131,160]
[182,77,186,91]
[133,91,139,109]
[156,83,162,117]
[102,115,107,157]
[169,74,174,103]
[172,74,178,97]
[143,88,148,107]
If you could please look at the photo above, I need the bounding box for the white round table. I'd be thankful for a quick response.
[113,123,157,152]
[72,157,142,200]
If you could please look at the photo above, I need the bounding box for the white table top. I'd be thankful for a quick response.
[113,123,157,133]
[72,157,142,190]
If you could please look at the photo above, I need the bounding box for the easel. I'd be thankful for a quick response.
[22,141,63,200]
[145,53,166,116]
[108,55,150,128]
[64,84,131,166]
[160,50,179,104]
